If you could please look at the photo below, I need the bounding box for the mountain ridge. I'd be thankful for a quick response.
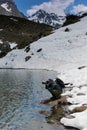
[0,14,53,58]
[28,9,66,28]
[0,15,87,69]
[0,0,25,18]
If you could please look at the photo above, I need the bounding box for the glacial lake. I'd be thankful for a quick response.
[0,69,76,130]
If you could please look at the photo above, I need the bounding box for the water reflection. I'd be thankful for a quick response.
[0,69,57,130]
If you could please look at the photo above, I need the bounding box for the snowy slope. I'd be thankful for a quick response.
[0,16,87,130]
[0,16,87,70]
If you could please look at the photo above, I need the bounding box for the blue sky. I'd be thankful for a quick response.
[14,0,50,15]
[14,0,87,16]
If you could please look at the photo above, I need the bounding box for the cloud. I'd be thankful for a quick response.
[71,4,87,15]
[27,0,75,16]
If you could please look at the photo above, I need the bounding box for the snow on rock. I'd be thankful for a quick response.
[0,39,3,44]
[1,2,11,12]
[28,9,66,28]
[9,42,17,49]
[0,29,3,31]
[0,16,87,130]
[10,18,18,22]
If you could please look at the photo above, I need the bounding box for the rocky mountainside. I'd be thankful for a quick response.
[0,14,87,70]
[0,15,53,58]
[0,0,25,18]
[28,9,66,28]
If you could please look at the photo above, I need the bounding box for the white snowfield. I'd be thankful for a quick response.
[0,16,87,130]
[1,2,11,12]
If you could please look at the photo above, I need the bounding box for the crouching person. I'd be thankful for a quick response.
[42,78,65,99]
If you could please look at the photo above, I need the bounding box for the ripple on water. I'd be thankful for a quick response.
[0,69,77,130]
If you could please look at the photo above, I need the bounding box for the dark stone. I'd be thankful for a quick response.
[65,28,70,32]
[0,41,11,58]
[25,45,30,53]
[37,48,42,52]
[78,66,86,70]
[5,62,8,65]
[25,56,31,62]
[31,53,34,55]
[0,41,10,52]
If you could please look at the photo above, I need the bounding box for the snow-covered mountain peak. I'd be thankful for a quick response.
[0,0,25,18]
[28,9,66,28]
[1,2,12,12]
[33,9,46,16]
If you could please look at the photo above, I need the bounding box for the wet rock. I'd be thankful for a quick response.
[39,110,51,117]
[41,98,58,105]
[41,96,71,106]
[57,96,72,106]
[77,93,85,96]
[39,105,65,125]
[40,95,71,125]
[71,105,87,113]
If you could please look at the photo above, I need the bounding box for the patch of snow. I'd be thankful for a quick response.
[0,39,3,44]
[61,110,87,130]
[9,42,17,49]
[10,18,18,22]
[1,2,11,12]
[0,29,3,31]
